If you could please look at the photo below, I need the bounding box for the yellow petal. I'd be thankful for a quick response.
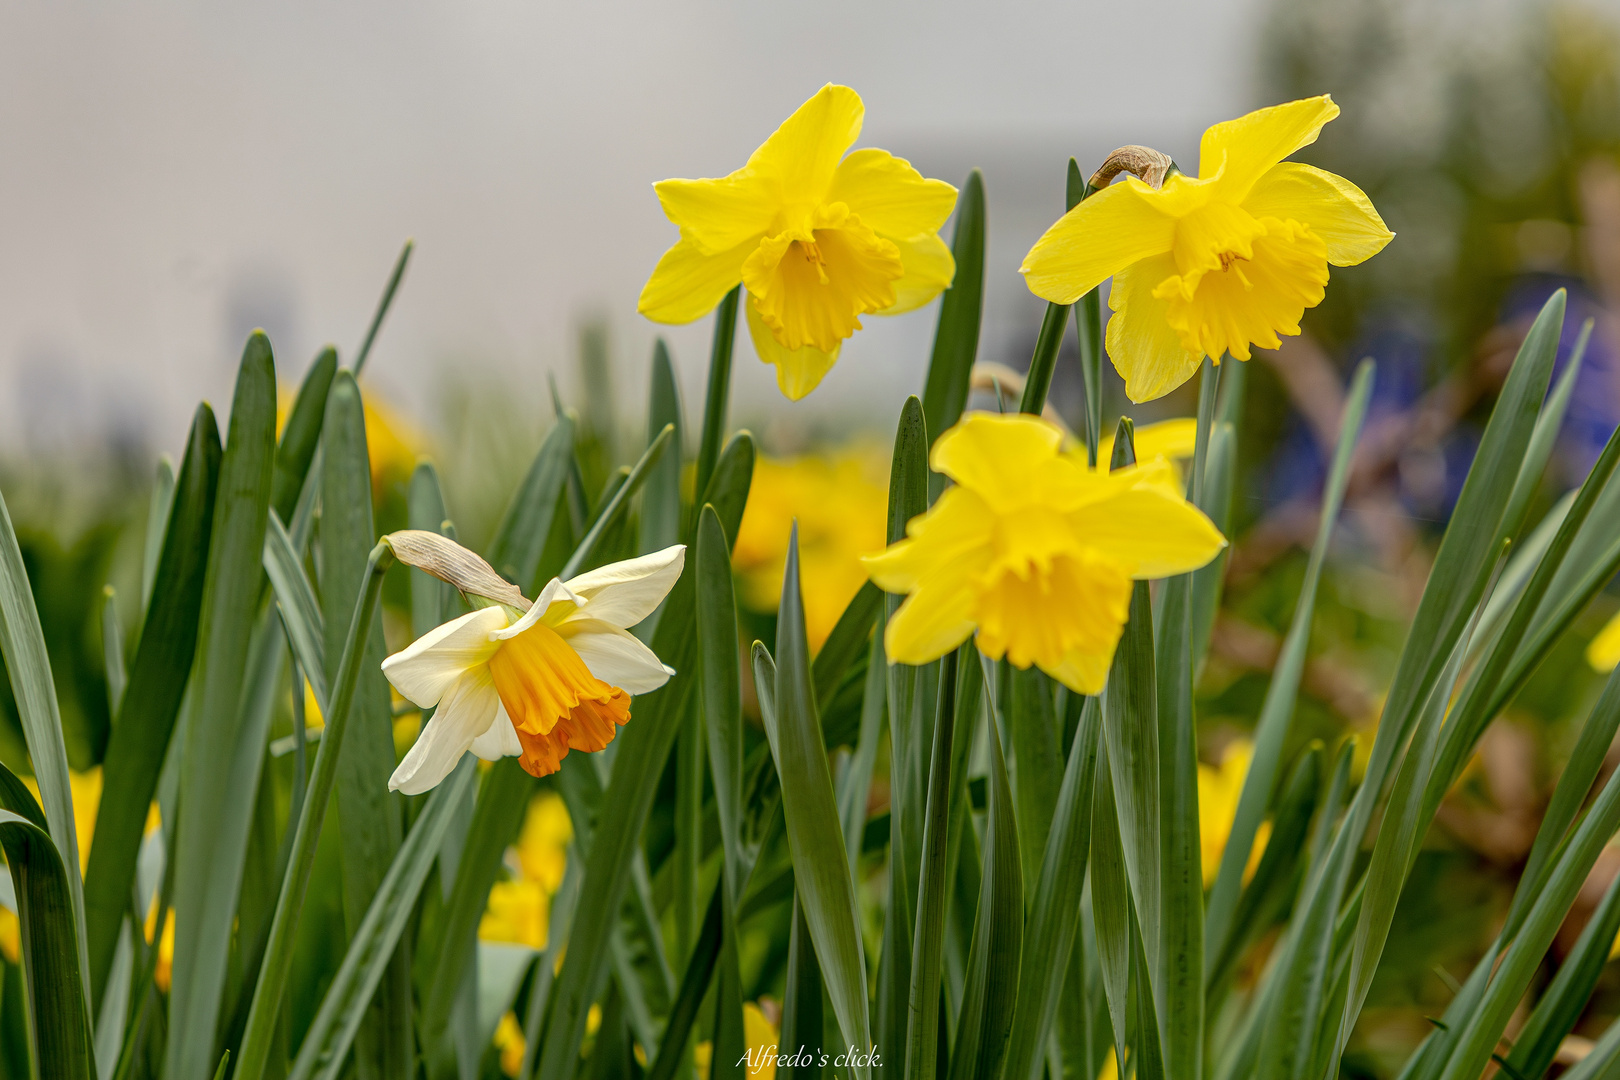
[1077,475,1226,579]
[1199,95,1340,203]
[866,487,994,665]
[742,219,901,352]
[1588,610,1620,672]
[1097,417,1198,469]
[639,236,751,324]
[654,173,776,255]
[880,232,956,316]
[747,84,864,207]
[828,148,958,240]
[1040,646,1115,697]
[1104,253,1203,403]
[1020,178,1177,304]
[930,413,1065,499]
[1241,162,1393,267]
[745,296,841,400]
[884,577,980,666]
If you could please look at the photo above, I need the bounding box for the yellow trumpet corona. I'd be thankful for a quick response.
[1021,95,1392,403]
[862,413,1225,694]
[638,84,958,401]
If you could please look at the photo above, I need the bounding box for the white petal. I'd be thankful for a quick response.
[469,703,523,760]
[387,668,501,794]
[561,618,676,694]
[492,578,584,641]
[559,546,686,630]
[381,607,509,707]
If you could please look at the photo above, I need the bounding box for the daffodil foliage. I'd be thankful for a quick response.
[2,95,1619,1080]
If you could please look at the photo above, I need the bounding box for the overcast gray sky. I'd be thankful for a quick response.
[0,0,1272,456]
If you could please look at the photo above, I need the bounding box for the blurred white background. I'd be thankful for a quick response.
[0,0,1271,457]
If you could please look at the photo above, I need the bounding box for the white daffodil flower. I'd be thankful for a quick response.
[382,544,685,794]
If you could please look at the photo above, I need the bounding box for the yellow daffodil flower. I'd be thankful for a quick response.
[382,545,684,792]
[1021,96,1392,403]
[693,1002,781,1079]
[732,447,889,649]
[1197,739,1269,887]
[480,879,550,950]
[1588,610,1620,672]
[862,414,1225,694]
[638,84,958,401]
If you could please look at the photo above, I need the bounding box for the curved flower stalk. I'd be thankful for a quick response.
[1021,95,1393,403]
[862,413,1225,694]
[380,530,684,793]
[638,83,958,400]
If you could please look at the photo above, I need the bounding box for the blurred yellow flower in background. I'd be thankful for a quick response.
[143,901,176,993]
[693,1001,781,1079]
[1198,739,1269,886]
[23,767,102,874]
[639,84,958,400]
[1093,417,1197,471]
[0,908,17,965]
[1587,610,1620,672]
[494,1011,526,1076]
[864,414,1225,694]
[1022,96,1392,403]
[478,791,574,950]
[733,446,889,650]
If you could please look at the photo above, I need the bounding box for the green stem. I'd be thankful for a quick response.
[1190,356,1222,508]
[234,540,397,1080]
[694,287,740,503]
[1019,302,1071,416]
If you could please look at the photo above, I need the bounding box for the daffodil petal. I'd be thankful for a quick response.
[388,667,501,794]
[1096,417,1198,469]
[1105,252,1204,403]
[879,232,956,316]
[828,148,958,240]
[655,173,777,255]
[470,704,523,761]
[1020,178,1177,304]
[1079,482,1226,579]
[884,579,979,666]
[745,296,841,400]
[746,84,864,206]
[638,236,752,325]
[1039,646,1115,696]
[381,606,509,708]
[494,579,586,641]
[1242,162,1393,267]
[560,545,686,629]
[931,413,1064,497]
[559,618,675,694]
[1199,95,1339,203]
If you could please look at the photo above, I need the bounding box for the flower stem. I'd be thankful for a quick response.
[234,539,397,1080]
[694,287,740,505]
[1190,356,1223,508]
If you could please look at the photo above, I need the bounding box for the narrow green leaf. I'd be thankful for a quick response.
[320,371,409,1079]
[141,454,176,612]
[166,332,277,1080]
[407,463,450,638]
[948,659,1022,1080]
[350,238,413,377]
[1204,361,1372,971]
[694,287,740,509]
[1506,862,1620,1080]
[642,339,685,557]
[100,588,125,718]
[1550,1014,1620,1080]
[1499,318,1590,543]
[1018,163,1083,418]
[263,514,328,712]
[781,893,825,1080]
[1102,574,1159,977]
[1003,696,1101,1080]
[234,540,396,1080]
[559,423,673,579]
[0,807,93,1078]
[1189,421,1235,674]
[763,526,871,1072]
[1089,739,1131,1072]
[288,760,478,1080]
[905,652,959,1080]
[486,415,575,595]
[643,884,724,1080]
[83,405,221,1007]
[1008,667,1063,901]
[813,582,882,723]
[921,169,985,451]
[698,506,746,902]
[271,347,337,524]
[839,617,887,879]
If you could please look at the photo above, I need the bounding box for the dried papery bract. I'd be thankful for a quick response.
[384,529,531,611]
[1088,145,1176,191]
